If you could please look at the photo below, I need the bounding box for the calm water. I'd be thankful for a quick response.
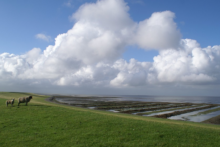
[109,95,220,104]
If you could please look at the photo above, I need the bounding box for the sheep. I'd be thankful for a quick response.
[6,98,15,107]
[18,96,33,106]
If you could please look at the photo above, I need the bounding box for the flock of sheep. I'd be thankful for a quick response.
[6,96,33,107]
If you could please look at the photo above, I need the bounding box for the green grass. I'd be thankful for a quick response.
[1,92,220,146]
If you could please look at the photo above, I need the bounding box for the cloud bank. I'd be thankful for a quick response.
[1,0,220,95]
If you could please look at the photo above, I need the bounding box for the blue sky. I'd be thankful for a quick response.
[0,0,220,96]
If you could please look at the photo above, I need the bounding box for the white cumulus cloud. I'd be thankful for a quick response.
[135,11,181,50]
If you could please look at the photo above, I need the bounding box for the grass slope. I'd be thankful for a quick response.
[1,92,220,147]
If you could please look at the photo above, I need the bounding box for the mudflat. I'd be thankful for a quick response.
[51,96,220,124]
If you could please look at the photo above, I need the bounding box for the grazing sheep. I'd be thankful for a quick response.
[18,96,33,106]
[6,98,15,107]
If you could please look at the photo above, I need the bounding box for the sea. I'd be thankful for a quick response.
[97,95,220,104]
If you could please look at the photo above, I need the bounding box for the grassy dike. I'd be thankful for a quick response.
[1,92,220,147]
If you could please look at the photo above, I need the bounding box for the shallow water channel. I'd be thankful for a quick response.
[169,106,220,122]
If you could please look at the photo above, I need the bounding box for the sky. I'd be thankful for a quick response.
[0,0,220,96]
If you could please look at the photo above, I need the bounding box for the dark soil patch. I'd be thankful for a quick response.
[203,115,220,125]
